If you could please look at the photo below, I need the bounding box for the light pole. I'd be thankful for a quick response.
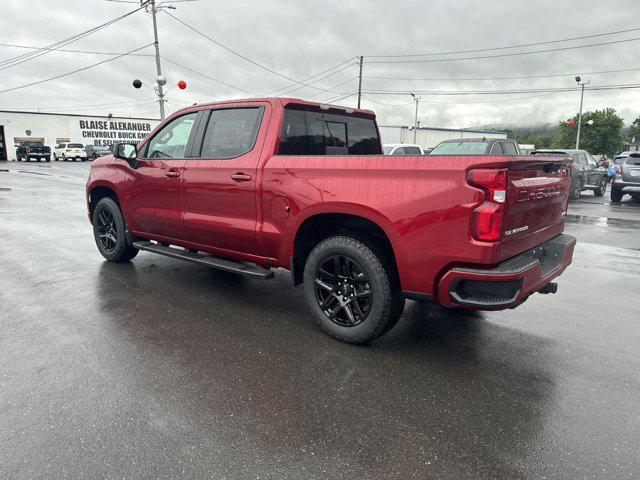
[575,76,589,149]
[149,0,166,119]
[410,93,421,144]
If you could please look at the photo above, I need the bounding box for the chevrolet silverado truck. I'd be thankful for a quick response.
[86,98,576,344]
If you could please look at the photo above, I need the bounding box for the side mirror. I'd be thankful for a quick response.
[113,142,138,169]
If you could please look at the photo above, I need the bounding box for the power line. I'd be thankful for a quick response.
[366,26,640,58]
[263,59,357,96]
[161,56,259,96]
[362,92,560,105]
[163,10,356,95]
[0,43,154,95]
[362,66,640,82]
[361,82,640,96]
[276,64,357,97]
[0,43,155,58]
[0,5,146,71]
[366,36,640,64]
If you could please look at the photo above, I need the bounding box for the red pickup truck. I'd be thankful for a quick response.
[87,98,576,344]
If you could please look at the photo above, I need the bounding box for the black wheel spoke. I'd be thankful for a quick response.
[343,304,357,325]
[314,253,372,328]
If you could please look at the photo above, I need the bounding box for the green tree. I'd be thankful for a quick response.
[553,108,624,156]
[627,116,640,143]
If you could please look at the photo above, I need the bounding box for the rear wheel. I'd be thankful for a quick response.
[611,187,623,202]
[92,197,138,262]
[570,176,584,200]
[594,176,607,197]
[303,235,404,344]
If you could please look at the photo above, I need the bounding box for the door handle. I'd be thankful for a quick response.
[164,170,180,178]
[231,172,252,182]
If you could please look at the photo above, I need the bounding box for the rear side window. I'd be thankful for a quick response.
[502,142,518,155]
[199,108,262,159]
[278,107,382,155]
[576,152,588,165]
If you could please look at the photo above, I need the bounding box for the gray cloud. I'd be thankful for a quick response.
[0,0,638,128]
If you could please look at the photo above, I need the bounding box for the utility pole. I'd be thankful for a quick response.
[357,56,363,109]
[150,0,165,120]
[575,76,589,149]
[411,93,421,144]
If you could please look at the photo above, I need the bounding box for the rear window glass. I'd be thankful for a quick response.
[68,143,83,148]
[278,107,382,155]
[430,141,488,155]
[22,142,44,147]
[403,146,422,155]
[614,156,628,164]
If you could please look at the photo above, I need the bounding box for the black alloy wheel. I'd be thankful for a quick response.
[95,209,118,253]
[314,255,373,327]
[571,177,583,200]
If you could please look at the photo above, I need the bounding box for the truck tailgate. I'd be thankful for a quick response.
[500,156,571,257]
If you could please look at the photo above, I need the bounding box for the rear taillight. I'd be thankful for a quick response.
[65,149,71,152]
[467,168,507,242]
[616,165,621,174]
[25,147,31,153]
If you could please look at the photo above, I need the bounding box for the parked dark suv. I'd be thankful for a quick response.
[611,152,640,202]
[531,149,608,200]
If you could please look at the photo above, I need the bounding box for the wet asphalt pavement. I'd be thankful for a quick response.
[1,161,639,479]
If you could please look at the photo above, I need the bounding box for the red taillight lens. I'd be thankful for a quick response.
[26,147,31,153]
[467,168,507,242]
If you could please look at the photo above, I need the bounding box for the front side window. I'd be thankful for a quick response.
[199,108,262,159]
[278,107,381,155]
[144,112,197,159]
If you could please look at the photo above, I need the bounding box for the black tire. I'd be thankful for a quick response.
[570,176,584,200]
[594,176,607,197]
[303,235,404,344]
[610,188,623,203]
[92,197,139,262]
[45,157,51,162]
[53,154,57,161]
[62,154,66,161]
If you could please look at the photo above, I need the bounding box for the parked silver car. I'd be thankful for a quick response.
[611,152,640,202]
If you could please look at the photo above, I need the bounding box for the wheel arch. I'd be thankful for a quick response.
[290,206,401,286]
[87,182,122,221]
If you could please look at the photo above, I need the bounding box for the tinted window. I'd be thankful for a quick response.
[489,142,504,155]
[431,141,488,155]
[22,142,44,147]
[199,108,262,159]
[502,142,518,155]
[391,147,405,156]
[404,146,422,155]
[278,107,381,155]
[145,112,197,159]
[576,152,588,165]
[68,143,83,148]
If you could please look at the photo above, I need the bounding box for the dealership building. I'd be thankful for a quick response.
[0,110,160,161]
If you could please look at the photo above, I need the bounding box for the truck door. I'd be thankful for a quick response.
[125,111,198,240]
[181,104,269,254]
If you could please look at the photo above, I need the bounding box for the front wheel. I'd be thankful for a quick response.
[594,176,607,197]
[303,235,404,344]
[92,197,139,262]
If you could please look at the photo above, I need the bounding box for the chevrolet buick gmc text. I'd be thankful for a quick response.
[86,98,576,344]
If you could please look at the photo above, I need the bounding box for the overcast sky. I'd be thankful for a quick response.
[1,0,639,129]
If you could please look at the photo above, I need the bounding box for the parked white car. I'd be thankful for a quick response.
[54,143,88,161]
[383,143,424,155]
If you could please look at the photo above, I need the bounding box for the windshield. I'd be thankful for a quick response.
[430,141,488,155]
[614,156,627,164]
[68,143,83,148]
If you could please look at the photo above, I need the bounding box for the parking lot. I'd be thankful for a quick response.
[1,161,639,479]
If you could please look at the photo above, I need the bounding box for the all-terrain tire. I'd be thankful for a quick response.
[303,235,404,344]
[570,176,583,200]
[92,197,138,262]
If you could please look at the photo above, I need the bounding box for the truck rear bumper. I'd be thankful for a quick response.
[437,234,576,310]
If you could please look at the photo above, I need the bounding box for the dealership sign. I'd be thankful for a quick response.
[68,117,159,147]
